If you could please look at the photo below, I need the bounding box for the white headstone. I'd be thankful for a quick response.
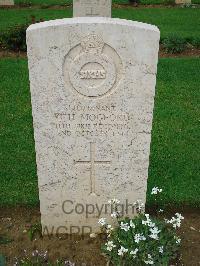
[73,0,111,17]
[175,0,191,4]
[27,17,159,234]
[0,0,14,5]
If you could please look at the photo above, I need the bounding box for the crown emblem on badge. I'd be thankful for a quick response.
[81,34,104,54]
[64,33,123,98]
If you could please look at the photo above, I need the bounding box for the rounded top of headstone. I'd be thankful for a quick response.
[27,17,160,35]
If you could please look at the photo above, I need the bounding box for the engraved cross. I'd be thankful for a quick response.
[75,142,111,196]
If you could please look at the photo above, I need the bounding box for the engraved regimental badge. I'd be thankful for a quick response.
[63,34,123,98]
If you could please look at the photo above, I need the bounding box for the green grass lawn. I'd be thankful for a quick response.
[0,58,199,207]
[0,7,200,40]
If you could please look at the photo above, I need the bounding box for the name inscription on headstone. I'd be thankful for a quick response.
[54,103,131,137]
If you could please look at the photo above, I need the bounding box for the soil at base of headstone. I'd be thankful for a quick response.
[0,206,199,266]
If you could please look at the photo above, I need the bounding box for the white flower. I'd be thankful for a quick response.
[130,248,138,258]
[142,214,155,228]
[165,218,174,224]
[130,220,135,228]
[118,246,128,256]
[111,212,117,218]
[142,214,150,226]
[149,222,155,227]
[111,211,120,218]
[174,236,181,244]
[150,227,161,235]
[134,234,140,243]
[98,218,106,226]
[141,235,146,241]
[108,198,120,205]
[158,209,164,213]
[149,227,160,234]
[134,200,145,213]
[175,213,184,220]
[106,224,114,236]
[166,213,184,229]
[158,246,164,254]
[144,254,154,265]
[151,187,162,195]
[105,241,116,252]
[134,233,146,243]
[149,227,161,240]
[149,234,159,240]
[107,224,113,230]
[120,222,130,232]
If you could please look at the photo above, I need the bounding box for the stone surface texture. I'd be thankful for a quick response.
[73,0,111,17]
[0,0,14,5]
[175,0,191,3]
[27,17,160,233]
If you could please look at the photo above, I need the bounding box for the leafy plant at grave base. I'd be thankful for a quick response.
[0,24,28,52]
[164,0,175,5]
[181,3,193,7]
[129,0,139,4]
[0,16,44,52]
[27,223,42,241]
[190,37,200,49]
[162,35,187,54]
[17,1,32,7]
[98,188,184,266]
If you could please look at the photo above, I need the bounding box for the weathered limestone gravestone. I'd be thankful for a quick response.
[0,0,14,5]
[73,0,111,17]
[27,1,160,234]
[175,0,191,4]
